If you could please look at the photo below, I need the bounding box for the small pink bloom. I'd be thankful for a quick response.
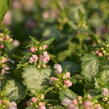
[95,106,102,109]
[102,88,109,96]
[95,104,102,109]
[0,45,4,49]
[50,77,58,81]
[29,55,38,63]
[13,40,20,47]
[72,99,78,105]
[1,66,10,74]
[61,98,72,106]
[39,52,50,63]
[96,50,103,57]
[0,58,8,63]
[39,105,46,109]
[31,97,37,103]
[4,35,10,40]
[3,11,12,26]
[67,104,77,109]
[54,64,62,74]
[43,51,48,56]
[42,12,49,19]
[50,77,58,84]
[83,101,92,107]
[64,80,72,87]
[12,0,22,9]
[0,100,2,104]
[65,72,71,78]
[10,102,17,107]
[43,45,48,50]
[29,47,36,53]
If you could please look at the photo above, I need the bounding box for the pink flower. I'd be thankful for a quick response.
[43,51,49,57]
[96,50,103,57]
[50,77,58,81]
[72,99,78,105]
[29,47,36,53]
[1,66,10,74]
[39,52,50,63]
[54,64,62,74]
[0,44,4,49]
[61,98,72,106]
[39,102,46,109]
[43,45,48,50]
[0,100,2,104]
[102,88,109,96]
[12,0,22,9]
[83,101,92,107]
[29,55,38,63]
[39,105,46,109]
[3,11,12,26]
[64,72,71,78]
[0,57,8,63]
[50,77,58,84]
[64,80,72,87]
[67,104,78,109]
[10,102,17,107]
[31,97,37,103]
[95,105,102,109]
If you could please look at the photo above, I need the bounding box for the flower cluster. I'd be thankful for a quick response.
[0,56,10,75]
[0,91,17,109]
[0,99,17,109]
[101,88,109,105]
[96,44,109,58]
[50,64,73,89]
[0,32,15,75]
[0,33,13,49]
[27,94,46,109]
[28,44,50,68]
[62,95,103,109]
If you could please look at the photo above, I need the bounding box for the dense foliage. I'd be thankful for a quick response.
[1,0,109,109]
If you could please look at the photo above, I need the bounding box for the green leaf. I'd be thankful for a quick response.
[3,79,26,102]
[61,61,80,74]
[59,89,77,101]
[81,54,99,81]
[96,64,109,87]
[48,105,64,109]
[0,0,11,24]
[22,65,52,93]
[42,37,55,45]
[26,106,34,109]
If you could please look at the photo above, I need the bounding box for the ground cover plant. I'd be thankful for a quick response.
[1,0,109,109]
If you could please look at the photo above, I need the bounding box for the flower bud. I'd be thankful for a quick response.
[29,47,36,53]
[96,50,103,57]
[54,64,62,74]
[102,88,109,96]
[64,72,71,78]
[43,45,48,50]
[61,98,72,106]
[29,55,38,63]
[64,80,72,87]
[0,44,4,49]
[72,99,78,105]
[31,97,37,103]
[39,105,46,109]
[10,102,17,107]
[95,104,102,109]
[83,101,92,107]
